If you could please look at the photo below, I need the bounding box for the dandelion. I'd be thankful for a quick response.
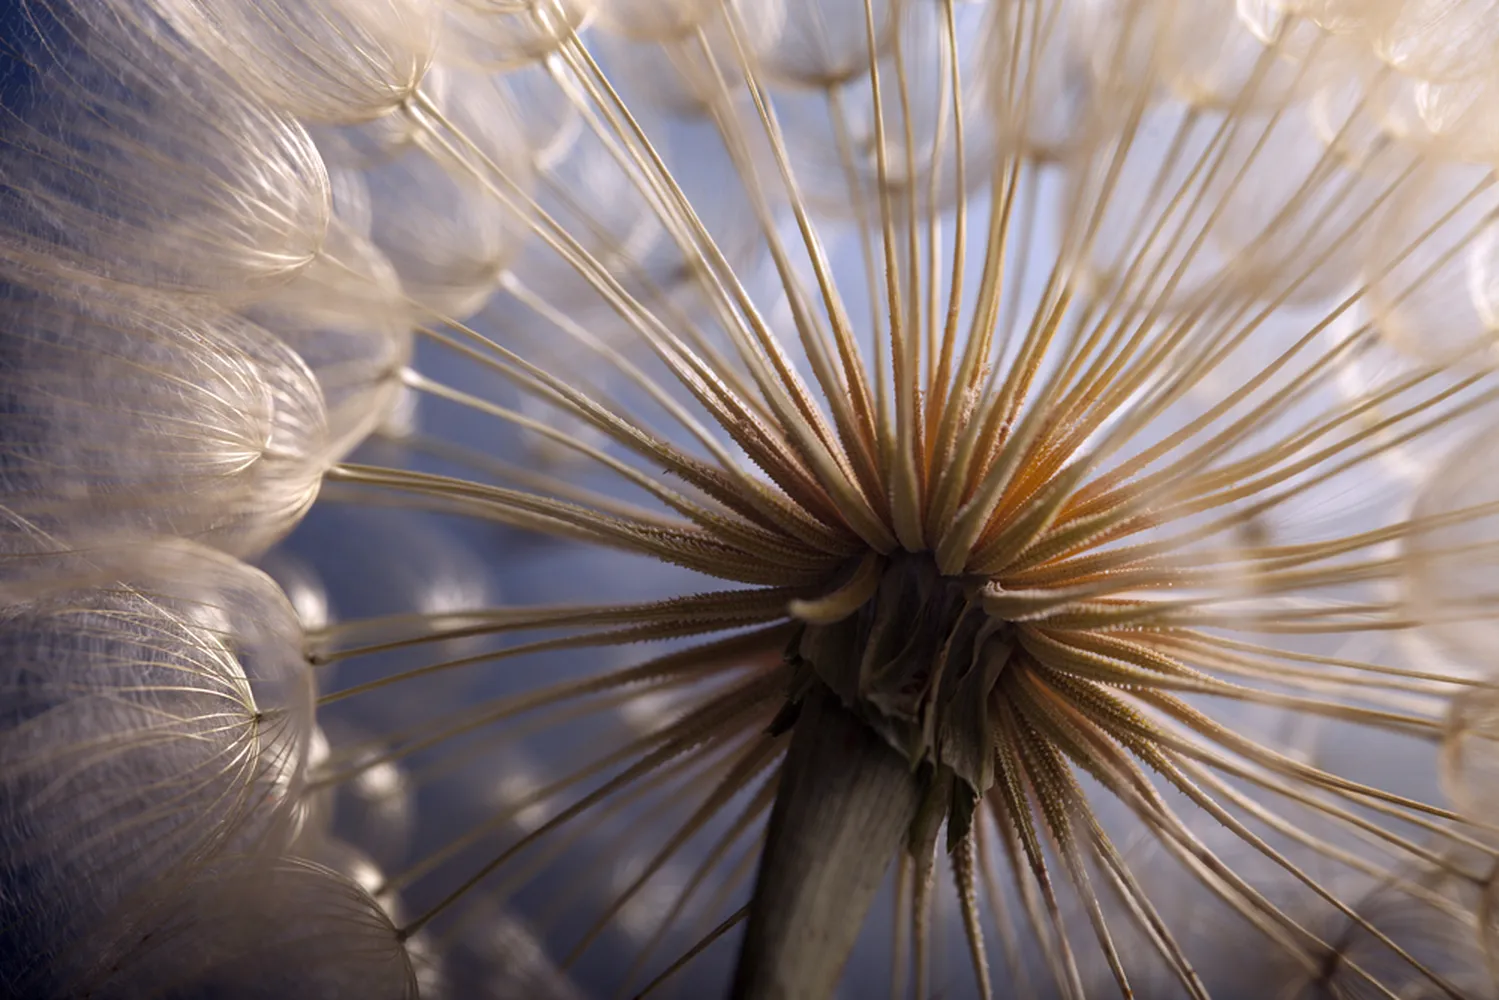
[292,0,1499,994]
[7,0,1499,997]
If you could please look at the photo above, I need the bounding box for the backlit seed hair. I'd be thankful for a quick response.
[0,285,330,567]
[0,541,314,996]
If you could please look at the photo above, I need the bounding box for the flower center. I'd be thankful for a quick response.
[787,551,1014,847]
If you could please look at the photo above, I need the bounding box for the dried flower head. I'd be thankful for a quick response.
[287,1,1499,995]
[7,0,1499,997]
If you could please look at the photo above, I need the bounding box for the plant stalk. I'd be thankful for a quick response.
[730,683,923,1000]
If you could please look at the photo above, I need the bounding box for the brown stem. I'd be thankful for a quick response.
[731,683,923,1000]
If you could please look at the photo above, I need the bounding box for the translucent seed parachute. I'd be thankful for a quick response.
[0,286,330,566]
[0,542,313,996]
[0,7,331,299]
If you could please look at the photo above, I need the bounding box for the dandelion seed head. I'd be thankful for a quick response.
[9,0,1499,995]
[279,1,1499,991]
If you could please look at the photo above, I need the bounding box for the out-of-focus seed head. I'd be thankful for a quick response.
[0,10,330,300]
[142,0,440,123]
[0,541,313,995]
[72,856,419,1000]
[0,288,330,569]
[439,0,598,71]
